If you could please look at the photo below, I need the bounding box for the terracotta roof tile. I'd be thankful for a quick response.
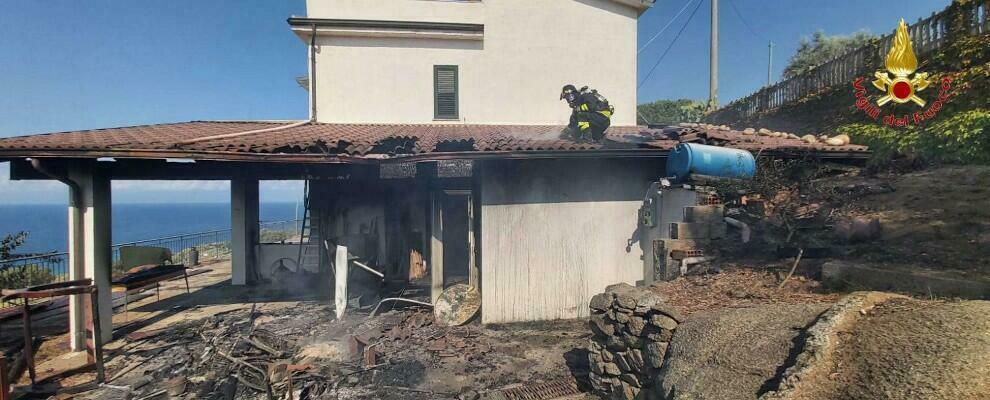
[0,121,868,161]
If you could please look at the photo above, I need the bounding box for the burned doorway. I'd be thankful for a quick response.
[430,189,478,301]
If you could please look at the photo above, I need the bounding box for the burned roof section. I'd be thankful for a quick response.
[0,121,868,162]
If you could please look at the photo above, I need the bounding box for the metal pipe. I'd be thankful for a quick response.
[352,261,384,279]
[309,24,318,122]
[369,298,434,317]
[724,217,751,243]
[173,120,310,146]
[171,25,319,148]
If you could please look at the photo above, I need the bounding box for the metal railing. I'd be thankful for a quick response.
[0,219,302,302]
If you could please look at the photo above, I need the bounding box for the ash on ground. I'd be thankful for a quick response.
[79,302,591,400]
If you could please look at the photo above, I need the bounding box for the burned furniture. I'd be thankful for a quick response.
[112,246,190,319]
[0,279,105,390]
[111,264,190,319]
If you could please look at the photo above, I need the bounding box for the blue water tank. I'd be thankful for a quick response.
[666,143,756,182]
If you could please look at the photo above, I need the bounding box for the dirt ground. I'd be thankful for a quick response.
[650,266,840,316]
[831,165,990,276]
[789,297,990,400]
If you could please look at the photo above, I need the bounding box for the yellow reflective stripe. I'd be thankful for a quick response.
[599,110,612,118]
[578,121,591,130]
[580,104,589,111]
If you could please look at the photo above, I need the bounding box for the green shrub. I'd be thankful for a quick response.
[838,109,990,165]
[0,264,58,289]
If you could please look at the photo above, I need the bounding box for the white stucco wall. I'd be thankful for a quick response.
[479,158,662,323]
[301,0,641,126]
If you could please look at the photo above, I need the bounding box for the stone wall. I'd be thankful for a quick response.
[587,283,683,399]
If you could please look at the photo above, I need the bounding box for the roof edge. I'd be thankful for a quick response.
[0,147,870,166]
[287,17,484,33]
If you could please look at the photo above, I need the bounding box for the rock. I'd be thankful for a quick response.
[801,134,818,144]
[617,381,639,400]
[602,349,614,362]
[835,217,882,242]
[589,349,603,365]
[628,316,646,336]
[591,314,615,337]
[605,283,640,309]
[589,373,604,389]
[643,342,669,369]
[650,314,679,331]
[614,311,630,324]
[825,134,850,146]
[459,390,480,400]
[615,296,636,311]
[619,373,641,387]
[647,329,674,343]
[622,333,643,349]
[606,335,628,352]
[590,357,605,375]
[603,362,622,376]
[650,303,685,322]
[590,340,603,354]
[635,291,665,309]
[743,128,756,134]
[590,293,614,311]
[628,349,645,372]
[614,352,631,372]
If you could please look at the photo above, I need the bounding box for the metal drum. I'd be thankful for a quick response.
[666,143,756,182]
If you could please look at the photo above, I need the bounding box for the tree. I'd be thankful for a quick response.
[0,232,28,260]
[637,99,706,126]
[783,30,876,79]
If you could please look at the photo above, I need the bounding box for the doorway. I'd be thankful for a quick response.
[430,189,477,300]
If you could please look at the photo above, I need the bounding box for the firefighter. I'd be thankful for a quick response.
[560,84,614,142]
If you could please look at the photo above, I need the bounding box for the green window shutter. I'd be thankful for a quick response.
[434,65,459,119]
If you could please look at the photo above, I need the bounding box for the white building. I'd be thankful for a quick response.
[290,0,653,126]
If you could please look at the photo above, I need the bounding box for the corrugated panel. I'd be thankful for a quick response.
[480,159,650,323]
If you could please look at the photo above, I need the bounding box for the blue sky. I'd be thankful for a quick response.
[0,0,948,204]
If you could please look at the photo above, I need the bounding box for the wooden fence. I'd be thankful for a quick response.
[708,0,990,122]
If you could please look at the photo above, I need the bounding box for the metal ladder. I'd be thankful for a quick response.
[296,181,322,273]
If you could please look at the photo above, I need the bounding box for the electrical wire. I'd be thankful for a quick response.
[637,0,705,89]
[727,0,766,42]
[638,0,700,54]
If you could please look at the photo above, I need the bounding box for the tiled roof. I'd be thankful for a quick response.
[0,121,868,162]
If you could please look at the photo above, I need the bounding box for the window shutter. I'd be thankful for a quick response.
[434,65,459,119]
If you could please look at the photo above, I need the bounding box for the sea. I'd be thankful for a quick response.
[0,202,299,255]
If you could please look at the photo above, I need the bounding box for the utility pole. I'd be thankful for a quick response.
[767,41,775,87]
[709,0,718,109]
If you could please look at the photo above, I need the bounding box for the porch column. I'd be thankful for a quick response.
[430,191,444,302]
[67,165,113,350]
[231,179,259,285]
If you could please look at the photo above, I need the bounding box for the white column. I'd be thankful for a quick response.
[67,165,112,350]
[231,179,259,285]
[430,191,444,303]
